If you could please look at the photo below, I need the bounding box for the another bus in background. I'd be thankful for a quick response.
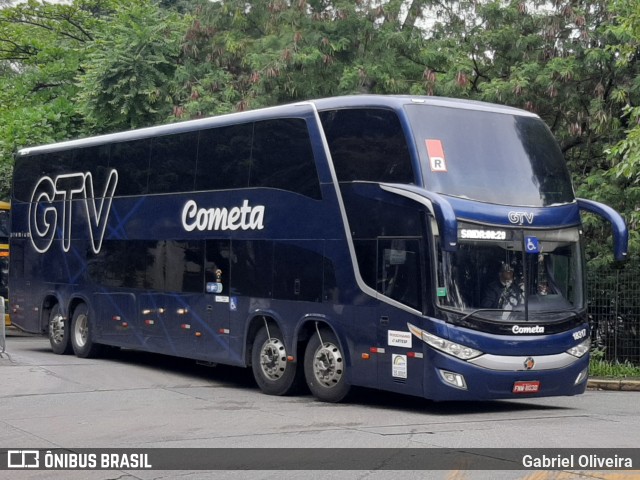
[0,201,10,326]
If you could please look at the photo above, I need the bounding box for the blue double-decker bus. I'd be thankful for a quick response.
[10,95,627,402]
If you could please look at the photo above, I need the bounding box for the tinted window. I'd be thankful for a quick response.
[109,139,151,196]
[149,132,198,194]
[319,109,414,183]
[273,241,324,302]
[406,105,574,207]
[196,123,252,191]
[89,240,152,289]
[250,119,321,199]
[378,238,423,311]
[73,145,111,191]
[89,240,204,293]
[205,240,231,295]
[231,240,273,298]
[13,152,75,202]
[13,155,42,202]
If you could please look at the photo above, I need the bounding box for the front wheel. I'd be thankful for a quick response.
[304,328,350,403]
[48,304,72,355]
[251,324,302,396]
[70,304,103,358]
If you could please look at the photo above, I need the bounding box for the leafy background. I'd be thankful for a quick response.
[2,0,639,265]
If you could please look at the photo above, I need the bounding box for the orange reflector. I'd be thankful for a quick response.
[0,251,8,257]
[287,355,294,362]
[195,332,202,337]
[361,353,370,360]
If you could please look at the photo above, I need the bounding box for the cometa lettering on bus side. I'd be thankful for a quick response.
[182,199,265,232]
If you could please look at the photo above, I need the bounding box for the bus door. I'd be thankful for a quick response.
[376,237,425,396]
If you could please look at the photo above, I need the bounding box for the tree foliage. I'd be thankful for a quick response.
[0,0,638,264]
[77,0,187,131]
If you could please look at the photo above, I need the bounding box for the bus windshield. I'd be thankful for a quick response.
[405,104,575,207]
[437,227,584,321]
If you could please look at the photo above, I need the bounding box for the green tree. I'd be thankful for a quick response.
[0,0,117,198]
[77,1,188,131]
[604,0,640,259]
[173,0,432,116]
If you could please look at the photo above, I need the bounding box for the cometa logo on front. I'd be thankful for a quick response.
[512,325,545,334]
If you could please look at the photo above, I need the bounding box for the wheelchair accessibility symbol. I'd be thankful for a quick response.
[525,236,540,254]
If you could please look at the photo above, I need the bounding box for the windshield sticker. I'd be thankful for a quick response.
[525,236,540,254]
[392,354,407,379]
[388,330,412,348]
[426,139,448,172]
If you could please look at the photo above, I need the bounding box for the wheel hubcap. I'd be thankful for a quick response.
[313,342,343,387]
[74,313,88,348]
[260,338,287,380]
[49,313,65,345]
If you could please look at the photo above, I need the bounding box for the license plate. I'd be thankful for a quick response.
[513,381,540,394]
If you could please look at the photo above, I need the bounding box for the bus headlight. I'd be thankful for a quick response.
[566,338,590,358]
[407,322,483,360]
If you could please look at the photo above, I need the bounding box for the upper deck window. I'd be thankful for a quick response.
[406,104,575,207]
[319,108,414,184]
[14,117,322,201]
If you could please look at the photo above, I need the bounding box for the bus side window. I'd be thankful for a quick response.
[319,108,414,184]
[110,139,151,196]
[231,240,273,298]
[205,240,231,293]
[196,123,252,191]
[273,241,324,302]
[149,132,198,194]
[73,145,111,192]
[250,118,321,199]
[377,238,423,311]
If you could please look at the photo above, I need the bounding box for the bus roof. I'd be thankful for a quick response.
[17,95,538,156]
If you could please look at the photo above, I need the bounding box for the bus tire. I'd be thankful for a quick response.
[70,304,103,358]
[48,304,72,355]
[304,328,350,403]
[251,325,301,396]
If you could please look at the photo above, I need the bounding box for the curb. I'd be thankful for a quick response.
[587,378,640,391]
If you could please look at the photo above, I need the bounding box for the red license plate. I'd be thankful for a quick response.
[513,381,540,394]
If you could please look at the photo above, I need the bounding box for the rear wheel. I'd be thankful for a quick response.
[70,304,103,358]
[48,304,72,355]
[251,324,302,396]
[304,328,350,403]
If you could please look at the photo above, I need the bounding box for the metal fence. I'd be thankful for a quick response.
[587,261,640,365]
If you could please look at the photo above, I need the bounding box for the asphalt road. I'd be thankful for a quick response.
[1,331,639,480]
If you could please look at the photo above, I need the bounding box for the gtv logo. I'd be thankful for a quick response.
[29,170,118,254]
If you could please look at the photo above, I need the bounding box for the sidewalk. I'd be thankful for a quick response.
[587,377,640,391]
